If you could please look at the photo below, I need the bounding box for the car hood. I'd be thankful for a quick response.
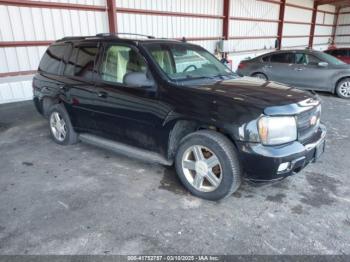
[182,76,319,116]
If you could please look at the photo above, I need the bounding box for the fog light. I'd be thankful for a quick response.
[278,162,290,173]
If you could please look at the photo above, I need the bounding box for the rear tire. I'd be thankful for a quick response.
[175,130,241,201]
[48,104,78,145]
[252,73,268,81]
[335,78,350,99]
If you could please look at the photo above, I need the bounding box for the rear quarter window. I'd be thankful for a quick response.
[39,44,68,75]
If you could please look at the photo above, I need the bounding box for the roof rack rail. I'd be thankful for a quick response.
[96,33,155,39]
[57,36,90,42]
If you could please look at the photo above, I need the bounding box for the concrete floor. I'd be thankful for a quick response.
[0,94,349,255]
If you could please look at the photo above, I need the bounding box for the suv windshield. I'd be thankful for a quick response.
[143,43,235,81]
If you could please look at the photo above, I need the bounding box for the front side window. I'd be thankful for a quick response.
[316,52,345,65]
[100,45,147,84]
[295,53,321,65]
[39,44,67,75]
[144,43,234,81]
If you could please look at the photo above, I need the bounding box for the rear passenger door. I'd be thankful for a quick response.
[262,52,296,85]
[61,43,100,132]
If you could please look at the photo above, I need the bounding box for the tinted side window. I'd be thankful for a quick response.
[270,53,294,64]
[64,45,98,80]
[39,44,67,75]
[64,47,78,76]
[74,46,98,79]
[262,56,270,62]
[307,55,321,65]
[333,50,347,56]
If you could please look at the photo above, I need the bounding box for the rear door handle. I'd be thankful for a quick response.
[97,91,108,98]
[294,68,303,71]
[264,65,272,68]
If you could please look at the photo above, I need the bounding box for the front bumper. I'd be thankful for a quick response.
[236,124,326,181]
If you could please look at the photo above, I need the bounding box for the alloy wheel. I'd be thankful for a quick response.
[339,81,350,98]
[50,112,67,142]
[181,145,222,192]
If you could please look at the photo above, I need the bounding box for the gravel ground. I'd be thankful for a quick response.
[0,94,349,255]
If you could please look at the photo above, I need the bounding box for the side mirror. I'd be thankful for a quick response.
[318,62,328,67]
[123,72,155,88]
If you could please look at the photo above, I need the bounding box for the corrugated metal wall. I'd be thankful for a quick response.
[0,0,108,104]
[229,0,279,51]
[313,4,335,50]
[0,0,348,104]
[282,0,313,49]
[116,0,223,53]
[335,7,350,47]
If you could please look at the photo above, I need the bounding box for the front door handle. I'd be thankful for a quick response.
[263,65,272,68]
[294,68,303,71]
[59,85,68,92]
[97,91,108,98]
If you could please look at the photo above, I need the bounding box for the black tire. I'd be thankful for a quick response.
[175,130,241,201]
[252,73,268,81]
[48,104,78,145]
[335,78,350,99]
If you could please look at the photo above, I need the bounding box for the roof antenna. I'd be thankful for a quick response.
[181,37,186,42]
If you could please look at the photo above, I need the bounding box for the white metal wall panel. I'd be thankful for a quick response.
[0,6,108,41]
[335,11,350,45]
[116,0,224,53]
[283,0,312,48]
[286,0,313,8]
[117,13,222,40]
[230,0,279,19]
[0,2,108,104]
[229,21,278,38]
[313,4,335,48]
[0,6,108,75]
[227,0,279,53]
[282,37,309,48]
[0,79,33,104]
[284,7,312,23]
[117,0,223,16]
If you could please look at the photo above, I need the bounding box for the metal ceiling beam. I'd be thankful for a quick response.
[315,0,349,5]
[222,0,230,40]
[107,0,117,33]
[308,1,319,48]
[277,0,286,50]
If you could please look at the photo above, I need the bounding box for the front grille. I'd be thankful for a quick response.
[297,106,321,144]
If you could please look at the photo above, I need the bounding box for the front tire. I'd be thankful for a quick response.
[175,130,241,201]
[48,104,78,145]
[335,78,350,99]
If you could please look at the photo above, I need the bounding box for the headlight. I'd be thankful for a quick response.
[258,116,297,145]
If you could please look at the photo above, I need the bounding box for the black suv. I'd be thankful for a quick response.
[33,34,326,200]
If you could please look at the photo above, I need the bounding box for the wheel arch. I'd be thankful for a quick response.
[42,96,61,117]
[334,76,350,93]
[251,72,268,79]
[166,118,239,161]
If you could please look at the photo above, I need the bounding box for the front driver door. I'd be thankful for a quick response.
[92,43,169,154]
[291,53,332,91]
